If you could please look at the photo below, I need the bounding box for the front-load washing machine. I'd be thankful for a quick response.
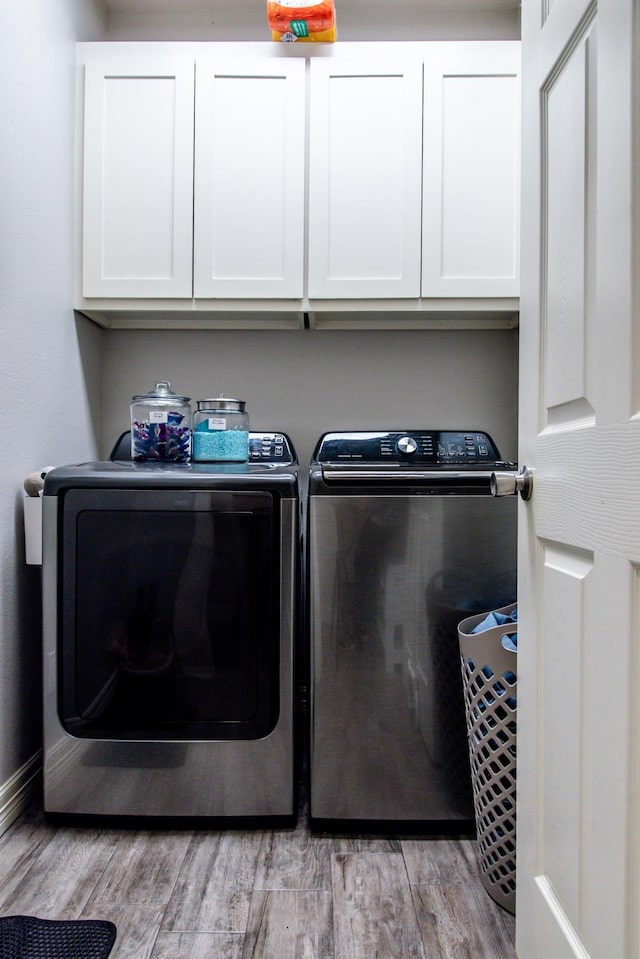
[42,432,299,824]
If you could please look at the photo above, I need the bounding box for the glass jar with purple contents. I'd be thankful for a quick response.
[130,381,191,462]
[192,397,249,462]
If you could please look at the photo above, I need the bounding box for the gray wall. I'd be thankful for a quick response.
[105,0,520,42]
[103,329,519,469]
[0,0,106,798]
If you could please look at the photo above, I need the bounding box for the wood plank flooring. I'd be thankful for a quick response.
[0,793,516,959]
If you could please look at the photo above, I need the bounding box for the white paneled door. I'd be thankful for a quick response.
[308,55,423,298]
[421,42,520,298]
[82,53,195,298]
[194,57,305,298]
[518,1,639,958]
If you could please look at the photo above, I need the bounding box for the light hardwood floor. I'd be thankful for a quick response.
[0,792,516,959]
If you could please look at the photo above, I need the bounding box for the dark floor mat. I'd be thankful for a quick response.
[0,916,116,959]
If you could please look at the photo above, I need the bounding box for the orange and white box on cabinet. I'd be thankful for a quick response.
[267,0,337,42]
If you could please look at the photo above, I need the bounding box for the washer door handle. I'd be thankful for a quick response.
[490,466,533,501]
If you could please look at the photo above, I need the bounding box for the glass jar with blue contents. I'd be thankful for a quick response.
[192,397,249,462]
[130,381,191,462]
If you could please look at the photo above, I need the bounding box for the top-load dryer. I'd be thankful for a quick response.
[42,432,299,824]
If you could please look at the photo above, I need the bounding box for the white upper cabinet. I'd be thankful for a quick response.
[308,56,424,298]
[77,42,521,327]
[194,58,305,298]
[81,48,305,305]
[82,52,195,298]
[422,42,520,298]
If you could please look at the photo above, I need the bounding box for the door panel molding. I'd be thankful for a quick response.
[534,423,640,560]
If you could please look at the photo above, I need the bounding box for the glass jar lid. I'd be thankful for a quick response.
[132,381,190,404]
[196,397,246,413]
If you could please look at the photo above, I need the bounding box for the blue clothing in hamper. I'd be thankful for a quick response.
[471,606,518,650]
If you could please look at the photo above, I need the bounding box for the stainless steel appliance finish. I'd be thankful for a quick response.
[308,430,517,829]
[42,433,298,822]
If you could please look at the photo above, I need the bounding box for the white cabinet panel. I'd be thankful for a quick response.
[194,58,305,298]
[82,54,195,298]
[422,43,520,297]
[308,57,423,298]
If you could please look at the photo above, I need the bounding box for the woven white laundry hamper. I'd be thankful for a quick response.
[458,602,517,915]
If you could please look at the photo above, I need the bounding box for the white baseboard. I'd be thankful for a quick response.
[0,751,42,837]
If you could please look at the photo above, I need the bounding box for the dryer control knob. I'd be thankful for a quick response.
[397,436,418,456]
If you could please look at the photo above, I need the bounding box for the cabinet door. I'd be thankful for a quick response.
[194,58,305,299]
[82,53,195,298]
[308,57,423,299]
[422,42,520,298]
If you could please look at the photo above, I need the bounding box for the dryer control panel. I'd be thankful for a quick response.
[248,432,295,464]
[314,430,513,467]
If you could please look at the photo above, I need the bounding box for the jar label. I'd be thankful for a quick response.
[150,411,168,423]
[207,417,226,430]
